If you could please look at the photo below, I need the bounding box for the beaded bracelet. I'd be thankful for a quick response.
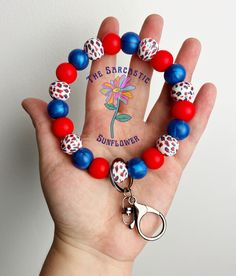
[47,32,195,180]
[46,31,196,241]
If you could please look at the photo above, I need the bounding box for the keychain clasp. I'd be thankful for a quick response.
[110,158,167,242]
[122,196,167,241]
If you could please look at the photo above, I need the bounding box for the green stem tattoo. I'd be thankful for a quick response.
[110,97,120,139]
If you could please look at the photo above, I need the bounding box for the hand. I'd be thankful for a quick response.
[22,14,217,275]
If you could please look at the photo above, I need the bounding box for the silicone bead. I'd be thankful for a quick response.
[47,99,69,119]
[68,49,89,71]
[164,64,186,85]
[142,147,164,169]
[61,134,82,155]
[137,38,159,61]
[171,101,196,122]
[171,81,194,102]
[111,160,128,184]
[102,33,121,55]
[88,158,110,179]
[52,117,74,138]
[56,63,77,84]
[128,158,147,179]
[167,119,190,140]
[156,134,179,157]
[84,38,104,60]
[121,32,141,55]
[72,147,94,169]
[49,81,71,101]
[151,50,173,72]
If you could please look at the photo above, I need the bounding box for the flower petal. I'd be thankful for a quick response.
[119,74,127,87]
[113,92,121,106]
[103,82,114,89]
[105,91,112,102]
[120,76,131,88]
[114,76,120,87]
[100,88,112,95]
[120,95,128,104]
[121,85,136,92]
[108,93,114,104]
[121,91,133,98]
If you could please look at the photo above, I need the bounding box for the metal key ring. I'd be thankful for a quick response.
[110,158,133,193]
[133,201,167,241]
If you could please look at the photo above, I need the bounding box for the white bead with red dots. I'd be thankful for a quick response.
[84,38,104,60]
[61,134,82,155]
[111,160,129,184]
[170,81,194,102]
[156,134,179,157]
[138,38,159,61]
[49,81,71,101]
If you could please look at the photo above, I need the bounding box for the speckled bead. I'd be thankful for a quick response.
[138,38,159,61]
[60,134,82,155]
[111,160,128,184]
[171,81,194,102]
[49,81,71,101]
[156,134,179,157]
[84,38,104,60]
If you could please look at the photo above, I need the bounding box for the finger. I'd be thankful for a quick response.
[147,38,201,127]
[22,98,64,164]
[119,14,164,119]
[175,83,217,168]
[86,17,119,113]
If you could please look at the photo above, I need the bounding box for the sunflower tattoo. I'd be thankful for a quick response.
[100,74,136,138]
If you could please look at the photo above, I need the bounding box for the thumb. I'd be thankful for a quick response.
[22,98,62,162]
[22,98,50,129]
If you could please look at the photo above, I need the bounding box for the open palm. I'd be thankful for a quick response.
[22,15,216,264]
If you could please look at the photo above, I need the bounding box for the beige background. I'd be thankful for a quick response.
[0,0,235,275]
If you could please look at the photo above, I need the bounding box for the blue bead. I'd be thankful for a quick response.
[128,158,147,179]
[164,64,186,85]
[121,32,141,54]
[72,147,94,169]
[167,119,190,140]
[68,49,89,70]
[47,99,69,119]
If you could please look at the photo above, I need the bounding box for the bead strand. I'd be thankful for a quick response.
[46,31,196,180]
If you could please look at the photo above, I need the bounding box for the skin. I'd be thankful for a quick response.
[22,14,217,276]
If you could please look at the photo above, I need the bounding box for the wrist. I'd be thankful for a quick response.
[40,233,133,276]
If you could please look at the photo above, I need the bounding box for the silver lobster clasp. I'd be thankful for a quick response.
[122,196,167,241]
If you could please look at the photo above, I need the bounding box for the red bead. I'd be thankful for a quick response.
[102,33,121,55]
[150,50,173,72]
[171,101,196,122]
[88,157,109,179]
[142,147,164,169]
[52,117,74,138]
[56,62,77,84]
